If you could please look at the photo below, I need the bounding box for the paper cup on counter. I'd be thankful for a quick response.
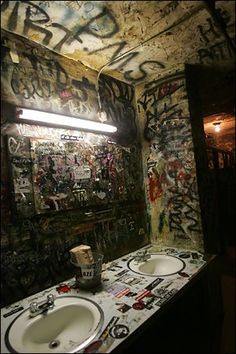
[71,252,104,289]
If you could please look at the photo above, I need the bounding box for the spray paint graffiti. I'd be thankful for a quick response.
[2,30,140,132]
[1,1,119,48]
[197,8,235,65]
[99,75,137,144]
[0,0,180,84]
[7,46,97,116]
[138,74,202,245]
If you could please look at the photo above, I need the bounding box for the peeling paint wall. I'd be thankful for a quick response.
[136,65,204,251]
[0,34,148,307]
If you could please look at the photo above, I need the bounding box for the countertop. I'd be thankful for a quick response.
[1,244,213,353]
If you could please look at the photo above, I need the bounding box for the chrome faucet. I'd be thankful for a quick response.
[29,294,55,317]
[134,249,151,263]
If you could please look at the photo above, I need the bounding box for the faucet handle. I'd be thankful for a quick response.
[47,294,55,305]
[47,294,54,301]
[29,302,38,313]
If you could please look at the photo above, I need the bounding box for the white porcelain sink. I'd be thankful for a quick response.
[128,254,185,276]
[5,296,104,353]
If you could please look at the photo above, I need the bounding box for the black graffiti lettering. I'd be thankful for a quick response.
[71,80,88,102]
[198,18,221,43]
[51,63,66,87]
[198,38,234,64]
[50,7,119,52]
[198,48,214,64]
[138,92,153,111]
[184,205,201,233]
[89,41,127,62]
[67,7,119,47]
[109,52,139,71]
[99,76,137,143]
[124,60,165,83]
[75,77,95,91]
[169,212,185,233]
[1,1,10,12]
[51,23,77,51]
[7,1,19,31]
[23,3,52,45]
[146,109,158,126]
[2,3,119,55]
[162,0,180,17]
[164,108,183,120]
[32,77,52,98]
[11,67,35,99]
[143,109,159,141]
[216,8,231,28]
[211,41,227,60]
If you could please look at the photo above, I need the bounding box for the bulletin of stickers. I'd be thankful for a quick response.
[7,134,144,217]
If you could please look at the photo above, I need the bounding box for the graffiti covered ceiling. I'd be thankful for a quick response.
[1,1,235,85]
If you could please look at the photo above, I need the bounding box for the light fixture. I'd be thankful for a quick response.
[16,107,117,133]
[213,122,221,133]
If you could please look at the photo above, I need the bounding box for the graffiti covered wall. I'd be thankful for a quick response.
[1,1,234,85]
[136,68,204,252]
[1,33,148,307]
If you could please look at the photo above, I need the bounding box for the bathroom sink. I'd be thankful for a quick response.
[128,254,185,276]
[5,296,104,353]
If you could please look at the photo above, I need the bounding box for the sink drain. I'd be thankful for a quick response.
[49,340,60,349]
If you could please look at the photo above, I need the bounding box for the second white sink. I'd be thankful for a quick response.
[5,296,104,353]
[128,254,185,276]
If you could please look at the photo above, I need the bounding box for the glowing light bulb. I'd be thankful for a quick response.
[213,122,221,133]
[215,125,221,132]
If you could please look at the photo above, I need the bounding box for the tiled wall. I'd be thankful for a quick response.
[136,68,204,252]
[1,33,148,307]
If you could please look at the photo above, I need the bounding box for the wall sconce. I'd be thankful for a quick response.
[16,107,117,134]
[213,122,221,133]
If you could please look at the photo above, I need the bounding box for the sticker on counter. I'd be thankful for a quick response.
[178,252,191,258]
[116,287,131,298]
[118,275,143,285]
[178,271,189,277]
[100,316,120,341]
[143,296,157,310]
[132,302,145,310]
[164,248,175,253]
[191,252,199,259]
[125,291,137,297]
[115,269,129,277]
[83,316,119,353]
[145,277,164,291]
[3,306,24,318]
[153,287,169,298]
[83,340,103,353]
[189,259,200,264]
[154,288,178,306]
[56,284,71,294]
[155,297,168,306]
[135,289,151,302]
[109,324,130,339]
[106,284,130,298]
[107,264,123,271]
[117,303,131,313]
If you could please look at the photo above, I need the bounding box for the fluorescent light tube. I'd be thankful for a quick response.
[17,108,117,133]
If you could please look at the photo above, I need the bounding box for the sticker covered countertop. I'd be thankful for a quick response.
[1,245,213,353]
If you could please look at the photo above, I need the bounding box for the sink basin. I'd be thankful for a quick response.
[128,254,185,276]
[5,296,104,353]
